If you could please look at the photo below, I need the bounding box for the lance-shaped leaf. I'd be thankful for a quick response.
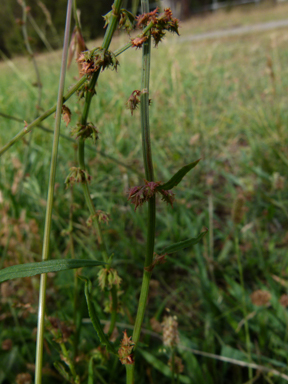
[157,159,201,191]
[0,259,105,283]
[160,228,208,254]
[78,276,118,356]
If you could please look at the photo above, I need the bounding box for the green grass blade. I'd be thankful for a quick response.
[0,259,105,283]
[79,276,118,356]
[161,228,208,254]
[158,159,201,191]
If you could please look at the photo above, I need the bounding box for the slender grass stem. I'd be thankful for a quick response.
[126,1,154,382]
[34,1,72,383]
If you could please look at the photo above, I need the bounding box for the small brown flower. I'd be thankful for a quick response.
[71,122,98,142]
[65,167,91,188]
[48,317,74,344]
[168,355,184,374]
[87,211,110,227]
[250,290,271,306]
[98,268,122,291]
[67,26,88,76]
[62,105,71,127]
[131,36,148,49]
[16,373,32,384]
[128,180,175,211]
[126,90,141,115]
[118,331,135,365]
[135,7,158,28]
[76,48,119,76]
[2,339,13,351]
[279,294,288,308]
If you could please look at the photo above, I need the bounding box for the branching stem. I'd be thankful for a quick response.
[77,0,122,343]
[126,1,155,382]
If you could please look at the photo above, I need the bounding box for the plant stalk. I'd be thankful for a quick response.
[34,1,73,383]
[77,0,122,341]
[126,1,155,382]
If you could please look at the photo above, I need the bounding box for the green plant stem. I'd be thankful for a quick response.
[126,1,155,382]
[77,0,122,340]
[235,228,253,380]
[0,24,155,157]
[34,1,73,383]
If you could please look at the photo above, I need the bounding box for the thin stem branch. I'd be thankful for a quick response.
[34,1,73,383]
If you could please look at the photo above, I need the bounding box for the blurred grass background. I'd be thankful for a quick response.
[1,2,288,383]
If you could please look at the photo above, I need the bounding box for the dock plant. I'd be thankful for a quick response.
[0,0,207,383]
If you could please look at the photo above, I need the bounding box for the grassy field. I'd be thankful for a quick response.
[1,3,288,383]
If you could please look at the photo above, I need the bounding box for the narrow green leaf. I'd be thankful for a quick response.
[88,357,94,384]
[161,228,208,254]
[54,362,71,382]
[0,259,105,283]
[157,159,201,191]
[79,276,118,356]
[138,349,190,384]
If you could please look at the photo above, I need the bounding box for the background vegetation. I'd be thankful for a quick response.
[1,1,288,383]
[0,0,278,57]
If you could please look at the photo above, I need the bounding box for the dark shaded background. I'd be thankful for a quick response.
[0,0,249,57]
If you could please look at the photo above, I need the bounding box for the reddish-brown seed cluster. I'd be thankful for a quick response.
[48,317,74,344]
[131,7,179,49]
[65,167,91,188]
[97,268,122,291]
[76,48,119,76]
[168,355,184,374]
[128,180,175,211]
[118,331,135,365]
[126,90,142,115]
[71,122,98,142]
